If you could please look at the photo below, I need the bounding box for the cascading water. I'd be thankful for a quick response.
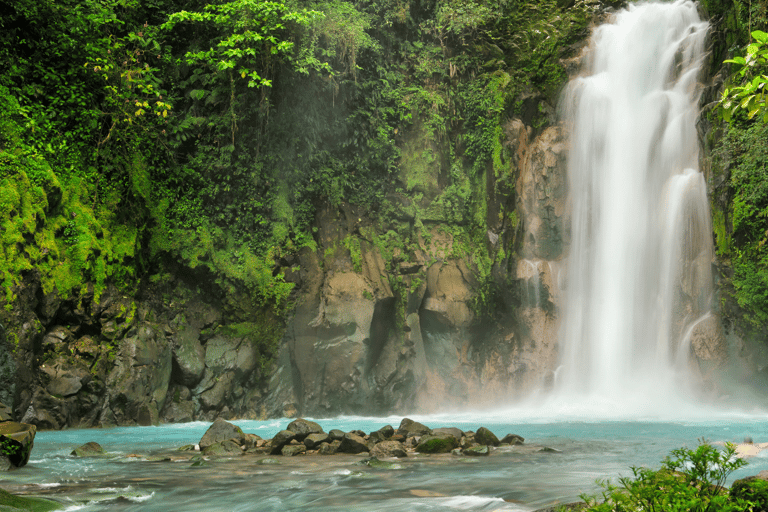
[554,0,713,412]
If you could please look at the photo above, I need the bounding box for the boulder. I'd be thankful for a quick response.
[287,418,324,440]
[398,418,432,437]
[199,418,245,449]
[303,433,330,450]
[270,430,297,454]
[500,434,525,445]
[475,427,500,446]
[0,422,36,468]
[202,439,242,456]
[463,445,490,456]
[70,441,104,457]
[370,440,407,458]
[329,429,346,441]
[433,427,463,440]
[281,444,307,456]
[377,425,395,438]
[319,440,342,455]
[243,434,262,450]
[416,434,458,454]
[338,433,369,454]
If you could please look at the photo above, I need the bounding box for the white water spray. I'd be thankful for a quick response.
[554,0,712,413]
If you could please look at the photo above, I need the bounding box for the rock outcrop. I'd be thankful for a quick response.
[0,421,36,469]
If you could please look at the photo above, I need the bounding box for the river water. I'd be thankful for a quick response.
[4,408,768,511]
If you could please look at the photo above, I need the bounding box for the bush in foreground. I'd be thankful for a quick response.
[578,441,766,512]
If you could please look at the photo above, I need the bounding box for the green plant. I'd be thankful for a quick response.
[580,442,751,512]
[720,30,768,122]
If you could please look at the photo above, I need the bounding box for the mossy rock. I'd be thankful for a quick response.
[0,488,61,511]
[415,435,458,454]
[70,441,105,457]
[463,445,490,456]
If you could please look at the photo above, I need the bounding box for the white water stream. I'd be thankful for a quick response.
[555,0,712,411]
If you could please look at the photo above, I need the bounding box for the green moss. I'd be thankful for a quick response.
[342,235,363,273]
[0,488,62,511]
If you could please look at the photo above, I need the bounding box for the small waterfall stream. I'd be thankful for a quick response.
[555,0,712,410]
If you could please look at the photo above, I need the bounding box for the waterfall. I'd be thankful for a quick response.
[555,0,712,410]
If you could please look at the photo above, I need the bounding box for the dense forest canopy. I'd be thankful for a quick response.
[0,0,767,349]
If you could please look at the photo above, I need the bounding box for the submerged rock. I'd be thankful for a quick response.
[356,456,402,469]
[70,441,104,458]
[0,487,61,511]
[463,445,490,456]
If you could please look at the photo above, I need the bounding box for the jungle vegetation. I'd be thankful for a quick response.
[0,0,767,348]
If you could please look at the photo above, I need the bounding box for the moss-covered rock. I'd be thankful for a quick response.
[415,435,458,454]
[474,427,500,447]
[0,488,61,511]
[70,441,105,458]
[0,422,36,468]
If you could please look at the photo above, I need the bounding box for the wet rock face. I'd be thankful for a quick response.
[3,273,279,428]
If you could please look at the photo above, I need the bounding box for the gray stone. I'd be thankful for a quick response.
[338,433,369,454]
[199,418,245,449]
[172,325,206,388]
[0,402,12,422]
[71,441,104,457]
[287,418,324,440]
[303,433,330,449]
[201,439,242,456]
[329,429,345,441]
[318,440,341,455]
[463,445,490,456]
[475,427,500,446]
[281,444,307,456]
[433,427,463,440]
[270,430,296,454]
[500,434,524,445]
[398,418,431,437]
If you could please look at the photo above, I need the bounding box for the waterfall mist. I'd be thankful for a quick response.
[552,0,713,415]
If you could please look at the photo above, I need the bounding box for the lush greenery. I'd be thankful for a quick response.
[706,0,768,334]
[0,0,598,335]
[579,442,767,512]
[3,0,768,368]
